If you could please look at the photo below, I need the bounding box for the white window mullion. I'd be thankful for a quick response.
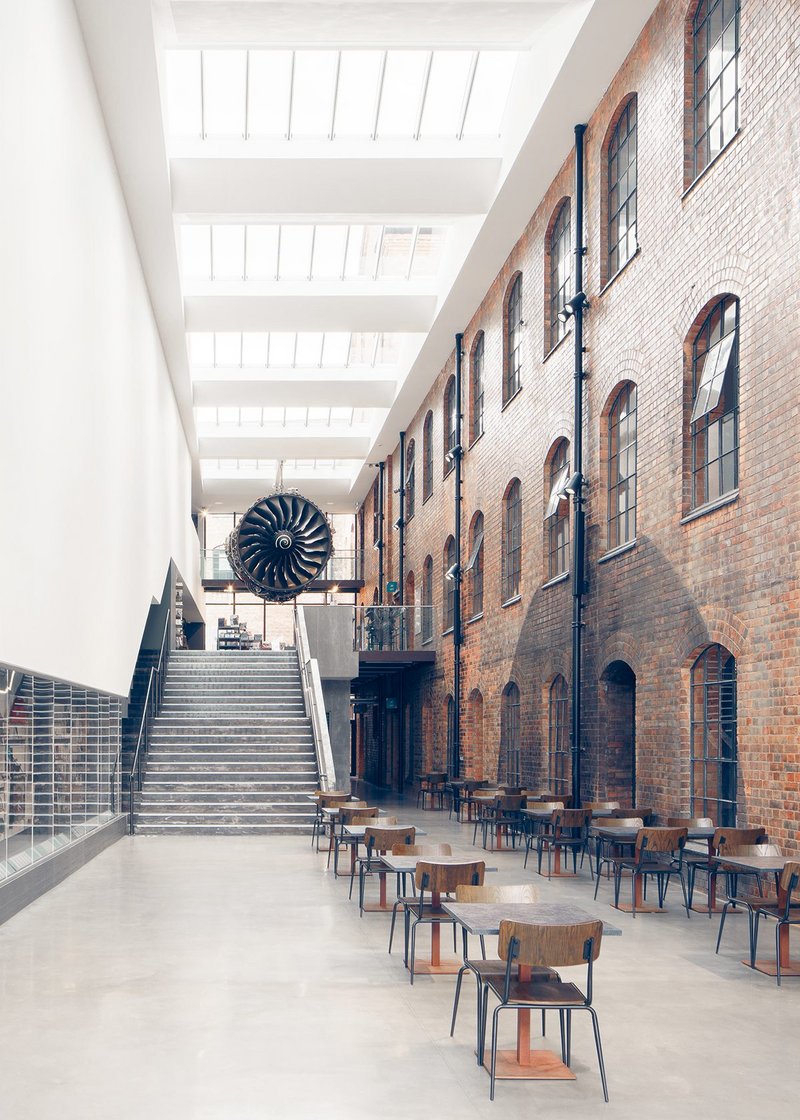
[414,52,433,141]
[457,52,479,141]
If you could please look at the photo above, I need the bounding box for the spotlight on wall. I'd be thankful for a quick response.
[445,563,461,582]
[445,444,463,464]
[557,291,591,323]
[563,472,584,496]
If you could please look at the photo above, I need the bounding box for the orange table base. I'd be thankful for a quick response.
[410,892,461,974]
[483,1049,576,1081]
[538,847,577,879]
[746,918,800,976]
[612,872,667,913]
[362,870,392,912]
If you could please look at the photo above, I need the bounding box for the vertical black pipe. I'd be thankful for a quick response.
[377,461,385,604]
[398,432,406,606]
[571,124,587,810]
[453,334,464,778]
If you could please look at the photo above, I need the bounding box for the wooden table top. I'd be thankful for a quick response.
[441,901,622,937]
[320,806,388,818]
[711,853,792,873]
[380,853,498,874]
[343,824,427,838]
[590,825,714,841]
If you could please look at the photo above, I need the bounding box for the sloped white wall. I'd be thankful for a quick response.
[0,0,200,696]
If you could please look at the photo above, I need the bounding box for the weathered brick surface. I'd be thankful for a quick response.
[357,0,800,850]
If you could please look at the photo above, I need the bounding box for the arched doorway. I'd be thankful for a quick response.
[599,661,636,803]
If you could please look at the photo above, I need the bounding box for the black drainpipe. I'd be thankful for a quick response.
[570,124,588,810]
[377,460,385,604]
[453,334,464,778]
[398,432,406,606]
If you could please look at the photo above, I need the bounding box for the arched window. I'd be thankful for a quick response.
[465,512,484,619]
[372,477,380,544]
[405,438,416,521]
[689,295,739,509]
[500,682,521,784]
[607,96,638,278]
[502,480,522,603]
[444,375,457,474]
[548,201,571,352]
[545,441,570,581]
[422,410,434,501]
[548,675,570,796]
[691,0,740,181]
[607,384,637,550]
[504,274,523,403]
[443,536,456,632]
[691,644,737,826]
[468,689,484,778]
[446,694,458,777]
[470,332,485,443]
[405,570,415,649]
[422,555,433,643]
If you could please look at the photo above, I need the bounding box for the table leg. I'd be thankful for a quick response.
[484,963,575,1081]
[411,889,461,975]
[750,882,800,977]
[614,868,666,913]
[361,867,394,912]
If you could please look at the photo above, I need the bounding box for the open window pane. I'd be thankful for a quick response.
[334,51,382,137]
[166,50,202,137]
[247,50,292,138]
[245,226,279,279]
[291,51,337,137]
[462,51,515,137]
[278,225,314,279]
[546,464,570,518]
[377,51,427,137]
[419,51,472,138]
[180,225,211,279]
[203,50,247,138]
[691,332,735,421]
[212,225,245,279]
[311,226,348,279]
[465,528,484,571]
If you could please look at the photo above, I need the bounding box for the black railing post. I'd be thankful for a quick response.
[377,461,385,604]
[452,333,464,779]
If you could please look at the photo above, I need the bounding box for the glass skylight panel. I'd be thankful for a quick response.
[241,332,268,366]
[247,50,292,138]
[189,333,214,365]
[334,51,383,137]
[268,333,296,366]
[352,408,371,425]
[294,333,324,367]
[286,407,309,425]
[278,225,314,279]
[291,51,337,137]
[322,333,351,367]
[344,225,382,279]
[245,226,279,279]
[311,226,347,279]
[410,226,447,278]
[166,50,202,137]
[212,225,245,279]
[307,407,331,425]
[348,333,378,366]
[331,407,355,425]
[217,407,240,425]
[202,50,247,138]
[239,408,263,425]
[419,51,473,138]
[377,52,428,137]
[462,51,515,137]
[378,226,414,278]
[181,225,211,279]
[195,407,217,424]
[214,333,242,366]
[375,333,400,365]
[263,407,285,424]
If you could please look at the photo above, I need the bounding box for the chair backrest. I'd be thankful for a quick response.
[714,826,768,852]
[365,826,415,851]
[554,809,590,831]
[500,786,523,795]
[339,806,377,825]
[613,807,652,821]
[428,772,448,784]
[498,919,603,968]
[723,842,782,859]
[455,882,539,903]
[636,827,687,855]
[585,801,620,811]
[536,801,565,813]
[779,861,800,897]
[356,816,397,828]
[415,860,485,893]
[498,794,524,812]
[666,817,714,829]
[390,843,452,857]
[611,817,644,829]
[319,793,353,808]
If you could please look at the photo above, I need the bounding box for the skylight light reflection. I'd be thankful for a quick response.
[212,225,245,279]
[181,225,211,278]
[378,227,414,278]
[188,332,399,369]
[245,226,279,279]
[294,333,324,367]
[311,226,348,279]
[166,50,201,137]
[268,333,296,366]
[344,225,382,279]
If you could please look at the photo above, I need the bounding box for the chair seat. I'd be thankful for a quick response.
[484,976,587,1005]
[470,959,559,981]
[400,899,455,921]
[754,902,800,919]
[615,857,681,872]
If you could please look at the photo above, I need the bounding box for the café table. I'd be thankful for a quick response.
[343,824,427,911]
[590,824,713,913]
[380,853,498,974]
[521,807,576,877]
[442,901,621,1081]
[711,853,799,977]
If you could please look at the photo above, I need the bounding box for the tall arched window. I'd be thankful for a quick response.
[504,275,523,404]
[465,512,484,619]
[689,295,739,509]
[405,438,416,521]
[502,479,522,603]
[422,410,434,501]
[548,201,571,352]
[468,689,484,778]
[500,682,521,784]
[607,384,637,550]
[470,332,485,443]
[422,555,433,643]
[545,441,570,581]
[691,644,737,825]
[443,536,456,632]
[372,477,381,543]
[444,375,457,474]
[691,0,740,181]
[607,96,638,278]
[446,694,458,777]
[405,570,415,649]
[548,675,570,796]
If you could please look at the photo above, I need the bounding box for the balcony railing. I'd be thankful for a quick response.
[354,605,435,653]
[201,548,364,583]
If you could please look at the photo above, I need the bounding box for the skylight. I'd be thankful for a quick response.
[196,406,373,429]
[165,49,516,141]
[201,458,357,478]
[188,331,401,368]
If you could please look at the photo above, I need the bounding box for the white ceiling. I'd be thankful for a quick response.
[75,0,659,514]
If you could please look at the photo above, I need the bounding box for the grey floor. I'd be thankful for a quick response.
[0,802,797,1120]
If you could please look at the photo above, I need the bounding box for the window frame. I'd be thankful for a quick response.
[607,384,637,550]
[502,479,522,603]
[690,644,737,826]
[371,478,380,544]
[607,96,638,279]
[405,438,416,522]
[443,536,456,633]
[548,201,571,353]
[548,675,570,797]
[421,555,433,644]
[504,275,523,404]
[500,681,521,785]
[692,0,740,182]
[690,296,739,511]
[470,331,485,443]
[444,375,457,475]
[545,441,570,582]
[422,410,434,501]
[465,512,484,620]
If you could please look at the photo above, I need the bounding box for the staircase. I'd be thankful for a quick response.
[134,649,318,834]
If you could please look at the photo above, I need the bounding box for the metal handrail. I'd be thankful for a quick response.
[294,604,336,792]
[128,612,171,833]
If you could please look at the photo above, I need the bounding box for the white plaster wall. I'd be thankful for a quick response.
[0,0,200,696]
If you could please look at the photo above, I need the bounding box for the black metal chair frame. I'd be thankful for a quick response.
[612,834,691,918]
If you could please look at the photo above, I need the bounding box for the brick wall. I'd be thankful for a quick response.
[357,0,800,849]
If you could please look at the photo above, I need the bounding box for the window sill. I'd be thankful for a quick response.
[501,387,523,413]
[422,636,434,647]
[543,329,571,363]
[468,430,484,451]
[541,572,570,590]
[682,128,742,200]
[598,539,637,564]
[599,246,640,297]
[422,492,432,506]
[466,612,483,625]
[443,465,454,480]
[443,626,454,637]
[405,513,414,525]
[501,595,521,609]
[680,490,739,525]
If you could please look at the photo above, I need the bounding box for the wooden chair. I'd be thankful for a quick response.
[521,803,565,868]
[714,843,783,964]
[592,818,644,893]
[331,806,379,876]
[611,806,652,823]
[536,809,591,878]
[482,920,608,1102]
[311,791,351,850]
[388,844,453,952]
[479,795,525,850]
[353,825,416,912]
[417,771,448,810]
[751,861,800,985]
[685,825,767,912]
[612,827,691,917]
[321,799,366,862]
[404,860,485,984]
[585,801,620,815]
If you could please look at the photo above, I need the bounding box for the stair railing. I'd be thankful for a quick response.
[293,604,336,792]
[128,612,171,833]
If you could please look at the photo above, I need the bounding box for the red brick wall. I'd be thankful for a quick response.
[358,0,800,849]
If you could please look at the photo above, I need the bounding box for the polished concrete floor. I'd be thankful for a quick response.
[0,802,797,1120]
